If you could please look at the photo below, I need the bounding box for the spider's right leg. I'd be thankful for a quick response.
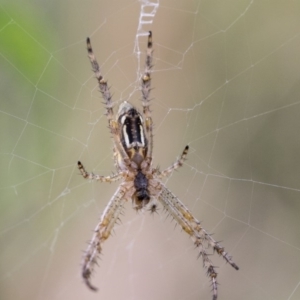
[156,184,239,300]
[155,145,189,179]
[82,186,126,291]
[141,31,154,163]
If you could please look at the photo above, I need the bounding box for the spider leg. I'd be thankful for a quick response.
[82,186,126,291]
[141,31,154,163]
[86,38,114,129]
[86,38,132,168]
[78,161,123,182]
[157,183,239,300]
[155,145,189,179]
[160,184,239,270]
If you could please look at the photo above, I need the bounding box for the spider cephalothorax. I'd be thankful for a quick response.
[78,31,238,300]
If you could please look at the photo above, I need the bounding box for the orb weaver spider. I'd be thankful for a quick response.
[78,31,239,300]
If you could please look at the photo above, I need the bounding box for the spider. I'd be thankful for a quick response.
[78,31,239,300]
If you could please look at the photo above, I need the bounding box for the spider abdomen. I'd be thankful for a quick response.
[117,103,148,166]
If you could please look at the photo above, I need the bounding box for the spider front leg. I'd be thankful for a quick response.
[82,186,126,291]
[157,184,239,300]
[161,184,239,271]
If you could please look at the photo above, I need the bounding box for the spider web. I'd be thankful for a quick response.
[1,1,300,299]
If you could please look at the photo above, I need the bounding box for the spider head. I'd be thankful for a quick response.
[133,192,150,210]
[117,102,148,167]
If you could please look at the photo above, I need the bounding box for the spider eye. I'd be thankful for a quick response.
[136,190,150,201]
[133,191,150,211]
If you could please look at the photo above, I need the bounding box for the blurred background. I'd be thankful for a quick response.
[1,1,300,299]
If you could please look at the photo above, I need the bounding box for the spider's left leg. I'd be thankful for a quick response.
[86,38,114,131]
[141,31,154,163]
[78,161,123,182]
[82,186,126,291]
[156,183,239,300]
[155,145,189,179]
[86,38,131,167]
